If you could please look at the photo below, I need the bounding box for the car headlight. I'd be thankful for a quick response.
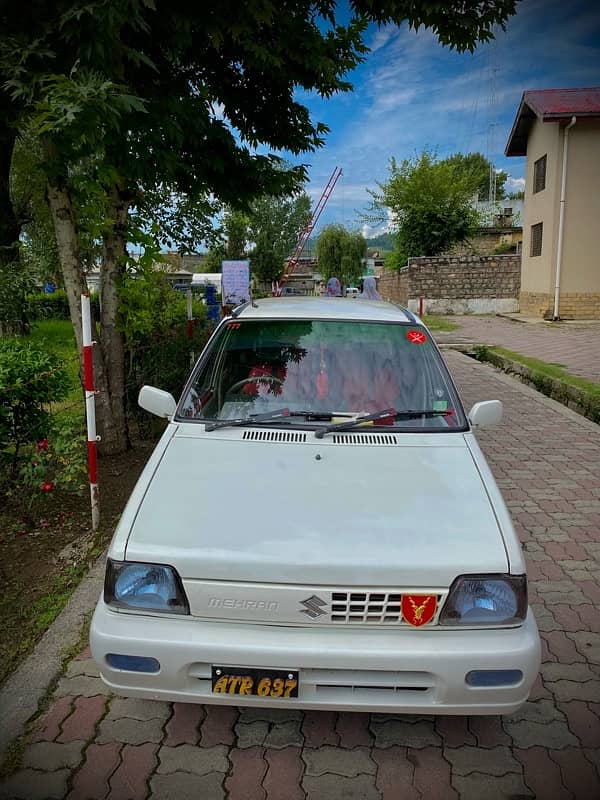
[104,559,189,614]
[438,574,527,626]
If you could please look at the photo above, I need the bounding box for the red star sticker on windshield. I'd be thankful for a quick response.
[407,329,426,344]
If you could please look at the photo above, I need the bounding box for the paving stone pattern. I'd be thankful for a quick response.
[1,352,599,799]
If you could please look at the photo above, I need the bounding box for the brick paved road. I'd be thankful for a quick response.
[435,315,600,384]
[1,352,599,800]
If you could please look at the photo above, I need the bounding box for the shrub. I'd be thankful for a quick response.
[473,344,490,362]
[27,289,100,321]
[0,339,70,469]
[493,242,515,255]
[118,270,210,436]
[118,271,206,341]
[19,414,87,505]
[0,262,33,334]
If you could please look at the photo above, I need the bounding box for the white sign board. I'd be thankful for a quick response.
[221,260,250,305]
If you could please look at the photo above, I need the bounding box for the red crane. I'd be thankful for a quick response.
[274,166,342,295]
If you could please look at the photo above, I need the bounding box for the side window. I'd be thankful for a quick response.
[533,155,546,194]
[530,222,543,257]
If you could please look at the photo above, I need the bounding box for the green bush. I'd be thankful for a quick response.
[27,289,70,319]
[0,262,33,334]
[27,290,100,321]
[19,413,87,505]
[118,272,206,340]
[493,242,515,255]
[125,321,211,437]
[473,344,490,361]
[119,270,210,436]
[0,339,71,469]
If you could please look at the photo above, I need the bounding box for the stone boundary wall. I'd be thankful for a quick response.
[378,254,521,315]
[377,269,409,306]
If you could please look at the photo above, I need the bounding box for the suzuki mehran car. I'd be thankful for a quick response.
[91,297,540,714]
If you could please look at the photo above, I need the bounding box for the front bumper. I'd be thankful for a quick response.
[90,602,541,715]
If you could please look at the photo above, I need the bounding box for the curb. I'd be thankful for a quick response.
[470,348,600,425]
[0,550,106,760]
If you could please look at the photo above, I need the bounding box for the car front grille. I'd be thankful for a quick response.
[330,591,443,625]
[186,580,447,627]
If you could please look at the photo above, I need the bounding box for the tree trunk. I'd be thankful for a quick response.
[46,176,130,455]
[46,179,87,353]
[97,185,130,455]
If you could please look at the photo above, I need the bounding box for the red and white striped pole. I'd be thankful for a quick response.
[81,294,99,531]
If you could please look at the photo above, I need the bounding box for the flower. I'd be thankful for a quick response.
[42,481,54,492]
[38,439,49,452]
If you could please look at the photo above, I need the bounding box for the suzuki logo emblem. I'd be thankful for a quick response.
[299,594,327,619]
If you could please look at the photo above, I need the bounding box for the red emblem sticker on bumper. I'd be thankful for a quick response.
[401,594,437,626]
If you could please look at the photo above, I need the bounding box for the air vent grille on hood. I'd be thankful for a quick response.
[242,430,307,443]
[332,433,399,445]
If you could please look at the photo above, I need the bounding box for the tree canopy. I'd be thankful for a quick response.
[248,194,312,284]
[445,152,507,201]
[316,225,367,286]
[369,149,482,265]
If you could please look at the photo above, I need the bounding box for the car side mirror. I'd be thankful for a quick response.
[468,400,503,429]
[138,386,177,418]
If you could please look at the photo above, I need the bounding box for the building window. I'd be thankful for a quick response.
[530,222,543,257]
[533,155,546,193]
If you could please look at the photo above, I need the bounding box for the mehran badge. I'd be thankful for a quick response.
[401,594,437,627]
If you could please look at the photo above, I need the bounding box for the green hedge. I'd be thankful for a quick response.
[27,290,100,321]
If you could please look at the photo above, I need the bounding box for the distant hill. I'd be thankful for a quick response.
[366,233,394,251]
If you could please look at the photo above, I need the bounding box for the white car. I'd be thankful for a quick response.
[91,297,540,715]
[345,287,359,297]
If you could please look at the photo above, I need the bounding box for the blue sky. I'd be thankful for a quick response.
[292,0,600,238]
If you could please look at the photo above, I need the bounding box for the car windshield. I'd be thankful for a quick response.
[177,319,467,430]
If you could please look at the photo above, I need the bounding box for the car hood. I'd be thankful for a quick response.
[124,429,508,587]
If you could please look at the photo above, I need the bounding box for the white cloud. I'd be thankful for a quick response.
[505,176,525,193]
[368,27,397,54]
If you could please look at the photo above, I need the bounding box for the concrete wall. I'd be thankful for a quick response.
[520,117,562,300]
[378,255,521,315]
[561,120,600,293]
[519,118,600,319]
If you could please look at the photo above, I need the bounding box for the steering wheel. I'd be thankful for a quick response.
[227,375,285,395]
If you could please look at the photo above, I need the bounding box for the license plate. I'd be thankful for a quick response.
[211,666,299,698]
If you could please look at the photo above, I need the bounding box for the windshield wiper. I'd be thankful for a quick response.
[314,408,448,439]
[291,410,341,420]
[204,409,341,432]
[204,408,291,432]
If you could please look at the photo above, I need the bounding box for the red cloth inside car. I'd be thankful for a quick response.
[242,365,284,396]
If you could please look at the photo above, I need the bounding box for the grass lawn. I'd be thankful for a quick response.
[422,315,460,332]
[491,346,600,395]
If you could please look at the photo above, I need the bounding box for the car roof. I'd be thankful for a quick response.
[234,297,418,324]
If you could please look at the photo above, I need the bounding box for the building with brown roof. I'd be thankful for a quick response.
[505,87,600,319]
